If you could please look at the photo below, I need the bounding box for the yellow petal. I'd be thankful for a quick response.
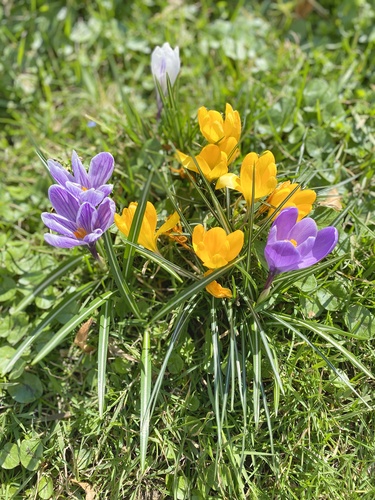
[205,280,232,298]
[225,230,244,262]
[215,173,241,191]
[155,211,180,238]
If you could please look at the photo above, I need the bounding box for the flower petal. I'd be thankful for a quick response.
[264,240,301,273]
[41,212,77,236]
[297,227,338,268]
[155,211,180,238]
[44,233,84,248]
[215,173,241,191]
[225,230,244,262]
[71,151,89,187]
[96,198,115,232]
[77,203,97,234]
[271,207,299,240]
[88,152,115,187]
[48,159,73,185]
[48,185,80,221]
[289,217,317,244]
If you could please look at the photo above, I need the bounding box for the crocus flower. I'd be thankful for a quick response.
[115,201,180,253]
[192,224,244,269]
[41,186,115,260]
[216,150,277,205]
[267,181,316,221]
[151,42,180,116]
[204,271,232,299]
[264,207,338,286]
[198,104,241,163]
[48,151,114,206]
[176,144,228,182]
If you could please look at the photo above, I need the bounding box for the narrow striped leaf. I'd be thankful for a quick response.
[140,327,151,471]
[32,291,114,365]
[151,257,244,323]
[98,298,111,417]
[4,282,95,374]
[123,172,153,279]
[103,232,141,319]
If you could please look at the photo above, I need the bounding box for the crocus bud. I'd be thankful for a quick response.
[151,42,180,117]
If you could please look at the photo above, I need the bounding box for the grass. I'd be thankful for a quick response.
[1,0,375,498]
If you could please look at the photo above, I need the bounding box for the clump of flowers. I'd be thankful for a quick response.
[42,151,115,260]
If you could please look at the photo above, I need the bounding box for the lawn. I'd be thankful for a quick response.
[1,0,375,498]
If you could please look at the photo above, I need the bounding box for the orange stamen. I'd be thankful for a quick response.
[74,227,88,239]
[290,238,298,247]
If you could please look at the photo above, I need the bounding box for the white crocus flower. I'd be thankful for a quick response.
[151,42,180,117]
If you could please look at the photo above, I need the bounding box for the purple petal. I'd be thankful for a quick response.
[48,159,73,185]
[77,203,97,234]
[83,229,103,245]
[71,150,89,187]
[289,217,317,244]
[41,212,77,235]
[296,236,316,259]
[64,182,84,199]
[48,185,80,221]
[265,241,301,273]
[44,233,84,248]
[97,184,113,198]
[88,152,114,188]
[272,207,299,240]
[95,198,115,232]
[79,188,105,206]
[296,227,338,269]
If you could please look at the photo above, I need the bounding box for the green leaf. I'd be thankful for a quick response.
[0,346,16,376]
[38,476,54,499]
[0,443,20,469]
[20,438,43,471]
[345,305,375,339]
[8,373,43,403]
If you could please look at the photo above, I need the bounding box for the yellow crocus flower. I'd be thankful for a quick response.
[267,181,317,221]
[115,201,180,253]
[198,103,241,163]
[176,144,228,182]
[192,224,244,269]
[216,150,277,206]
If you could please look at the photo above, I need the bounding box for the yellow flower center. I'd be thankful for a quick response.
[82,186,88,191]
[74,227,88,239]
[289,238,298,247]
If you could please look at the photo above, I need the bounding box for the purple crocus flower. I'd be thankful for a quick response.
[41,185,115,260]
[47,151,114,206]
[264,207,338,288]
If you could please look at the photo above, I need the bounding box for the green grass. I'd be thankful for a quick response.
[1,0,375,498]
